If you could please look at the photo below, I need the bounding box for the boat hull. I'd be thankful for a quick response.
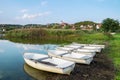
[73,51,96,57]
[48,52,93,65]
[24,58,75,74]
[72,43,105,49]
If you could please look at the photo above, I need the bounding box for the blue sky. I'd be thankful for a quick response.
[0,0,120,24]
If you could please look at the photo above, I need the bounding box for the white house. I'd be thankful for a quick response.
[3,29,6,32]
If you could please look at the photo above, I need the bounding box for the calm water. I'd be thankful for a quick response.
[0,40,58,80]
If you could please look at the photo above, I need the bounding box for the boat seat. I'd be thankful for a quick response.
[29,57,49,63]
[40,61,57,66]
[30,57,57,66]
[59,53,69,57]
[36,57,49,61]
[37,58,58,66]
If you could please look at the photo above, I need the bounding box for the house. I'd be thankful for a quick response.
[60,21,76,30]
[61,21,69,29]
[96,24,101,30]
[3,29,6,32]
[80,25,93,30]
[79,24,101,30]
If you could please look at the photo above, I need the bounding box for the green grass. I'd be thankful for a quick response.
[108,33,120,80]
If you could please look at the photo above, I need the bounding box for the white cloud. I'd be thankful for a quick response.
[22,13,39,19]
[41,1,48,6]
[20,9,28,13]
[16,11,51,20]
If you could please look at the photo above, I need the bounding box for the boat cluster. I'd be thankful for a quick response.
[23,43,105,75]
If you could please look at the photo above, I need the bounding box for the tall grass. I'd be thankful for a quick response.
[108,33,120,80]
[6,28,48,39]
[5,28,111,44]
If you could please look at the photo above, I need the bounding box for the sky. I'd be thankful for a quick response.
[0,0,120,24]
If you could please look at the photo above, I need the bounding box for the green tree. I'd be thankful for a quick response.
[101,18,120,32]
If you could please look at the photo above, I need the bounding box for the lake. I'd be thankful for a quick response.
[0,40,58,80]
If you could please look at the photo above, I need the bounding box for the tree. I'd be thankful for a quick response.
[101,18,120,32]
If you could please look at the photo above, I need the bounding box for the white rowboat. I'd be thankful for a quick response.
[65,44,102,52]
[48,50,93,65]
[73,49,96,57]
[72,43,105,49]
[56,47,75,51]
[82,46,101,52]
[23,53,75,74]
[54,49,95,57]
[56,46,96,56]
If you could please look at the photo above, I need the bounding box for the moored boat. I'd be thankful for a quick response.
[48,50,93,65]
[73,49,96,57]
[56,46,96,56]
[55,48,95,57]
[72,43,105,49]
[64,44,101,53]
[56,47,75,51]
[23,53,75,75]
[82,46,102,52]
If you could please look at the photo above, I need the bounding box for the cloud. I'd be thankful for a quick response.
[41,1,48,6]
[16,11,51,19]
[22,13,39,19]
[20,9,28,13]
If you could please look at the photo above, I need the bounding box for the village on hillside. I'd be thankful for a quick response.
[0,21,102,33]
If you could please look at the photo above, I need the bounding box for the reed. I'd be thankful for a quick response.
[6,28,48,39]
[6,28,111,44]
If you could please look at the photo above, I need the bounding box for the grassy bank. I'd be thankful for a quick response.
[6,28,111,44]
[108,34,120,80]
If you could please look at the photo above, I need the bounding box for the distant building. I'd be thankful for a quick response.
[79,23,101,30]
[80,25,84,28]
[61,21,69,29]
[71,24,75,30]
[96,24,101,30]
[60,21,76,30]
[3,29,6,32]
[80,25,93,30]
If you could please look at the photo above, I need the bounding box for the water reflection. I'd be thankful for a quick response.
[0,40,60,80]
[24,64,55,80]
[15,43,58,54]
[7,38,71,44]
[0,34,5,39]
[0,71,4,79]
